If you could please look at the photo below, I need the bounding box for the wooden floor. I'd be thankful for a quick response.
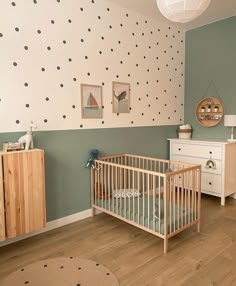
[1,194,236,286]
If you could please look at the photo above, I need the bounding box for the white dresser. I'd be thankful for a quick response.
[169,138,236,205]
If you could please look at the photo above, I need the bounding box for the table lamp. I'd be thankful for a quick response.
[224,115,236,142]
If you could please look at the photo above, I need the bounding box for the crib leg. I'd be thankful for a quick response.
[164,238,168,254]
[197,220,201,233]
[91,206,95,217]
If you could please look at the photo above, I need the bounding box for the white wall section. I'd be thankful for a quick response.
[0,0,184,132]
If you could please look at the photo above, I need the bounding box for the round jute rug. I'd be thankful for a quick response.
[1,257,120,286]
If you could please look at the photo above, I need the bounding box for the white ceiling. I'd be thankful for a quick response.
[106,0,236,30]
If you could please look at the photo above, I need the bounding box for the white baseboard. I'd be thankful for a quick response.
[0,208,94,247]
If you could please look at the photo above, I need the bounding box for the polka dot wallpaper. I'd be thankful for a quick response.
[0,0,185,132]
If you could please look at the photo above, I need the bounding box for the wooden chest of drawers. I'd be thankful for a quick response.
[169,139,236,205]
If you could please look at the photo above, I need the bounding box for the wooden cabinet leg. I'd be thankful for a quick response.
[221,196,225,206]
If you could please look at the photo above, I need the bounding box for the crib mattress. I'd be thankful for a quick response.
[96,194,193,235]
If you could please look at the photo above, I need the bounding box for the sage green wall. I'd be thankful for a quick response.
[0,126,177,222]
[185,16,236,139]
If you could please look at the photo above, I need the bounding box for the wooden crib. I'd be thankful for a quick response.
[91,154,201,253]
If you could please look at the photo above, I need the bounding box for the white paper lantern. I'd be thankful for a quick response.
[156,0,211,23]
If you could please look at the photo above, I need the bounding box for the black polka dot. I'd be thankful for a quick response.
[24,281,29,284]
[24,83,28,87]
[63,40,66,44]
[21,269,24,271]
[15,27,19,32]
[24,46,28,50]
[44,119,48,123]
[41,67,45,71]
[57,66,60,70]
[78,267,82,270]
[33,0,37,4]
[60,266,64,268]
[45,97,49,101]
[72,105,75,108]
[0,33,3,37]
[37,30,41,34]
[87,72,90,76]
[13,62,17,66]
[80,125,83,128]
[25,104,29,108]
[11,2,16,6]
[68,58,72,62]
[51,20,55,24]
[44,265,47,267]
[80,7,83,11]
[73,78,77,81]
[47,46,51,50]
[16,120,20,124]
[68,19,72,23]
[60,84,64,88]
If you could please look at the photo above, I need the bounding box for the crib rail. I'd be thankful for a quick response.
[91,154,201,253]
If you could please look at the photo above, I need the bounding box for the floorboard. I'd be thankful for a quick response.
[0,194,236,286]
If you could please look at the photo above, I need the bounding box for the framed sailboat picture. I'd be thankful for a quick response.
[81,84,103,119]
[112,81,130,113]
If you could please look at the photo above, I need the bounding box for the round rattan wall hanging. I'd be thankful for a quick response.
[195,97,224,127]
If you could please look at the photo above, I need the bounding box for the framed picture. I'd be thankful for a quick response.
[112,81,130,113]
[81,84,103,119]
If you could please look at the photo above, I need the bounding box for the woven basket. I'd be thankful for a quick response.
[177,129,192,139]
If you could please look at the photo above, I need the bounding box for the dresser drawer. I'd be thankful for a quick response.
[202,172,222,195]
[171,142,222,159]
[171,155,222,175]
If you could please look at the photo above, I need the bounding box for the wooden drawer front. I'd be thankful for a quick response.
[171,155,222,175]
[202,172,222,195]
[171,143,222,159]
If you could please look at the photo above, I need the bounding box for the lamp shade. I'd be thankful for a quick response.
[224,115,236,127]
[156,0,211,23]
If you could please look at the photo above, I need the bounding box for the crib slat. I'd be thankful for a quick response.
[143,172,145,227]
[119,167,122,216]
[158,175,161,233]
[153,176,156,232]
[138,171,140,225]
[133,170,135,222]
[148,174,150,229]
